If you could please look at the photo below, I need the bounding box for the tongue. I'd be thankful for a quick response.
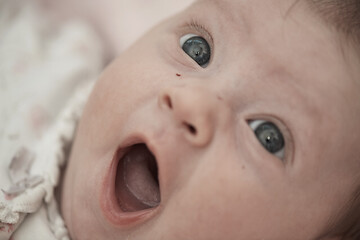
[116,144,160,212]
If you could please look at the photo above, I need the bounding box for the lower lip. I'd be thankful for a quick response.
[99,143,159,227]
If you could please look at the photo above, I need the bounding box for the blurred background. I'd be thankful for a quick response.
[41,0,195,59]
[0,0,194,151]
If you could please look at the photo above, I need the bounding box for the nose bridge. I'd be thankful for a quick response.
[158,84,224,147]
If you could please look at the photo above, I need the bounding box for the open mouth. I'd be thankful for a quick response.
[115,143,161,212]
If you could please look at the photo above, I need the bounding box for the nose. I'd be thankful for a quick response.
[158,86,220,147]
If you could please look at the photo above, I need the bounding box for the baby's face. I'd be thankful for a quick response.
[61,0,360,239]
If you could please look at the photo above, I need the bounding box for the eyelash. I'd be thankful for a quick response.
[183,19,214,52]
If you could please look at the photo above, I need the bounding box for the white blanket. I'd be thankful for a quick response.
[0,1,104,239]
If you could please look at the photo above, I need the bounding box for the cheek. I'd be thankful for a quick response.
[77,59,150,148]
[153,151,276,238]
[152,148,318,239]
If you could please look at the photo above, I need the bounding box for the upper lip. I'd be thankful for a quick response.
[99,133,162,227]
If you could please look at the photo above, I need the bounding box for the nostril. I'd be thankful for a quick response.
[184,122,197,135]
[164,95,172,109]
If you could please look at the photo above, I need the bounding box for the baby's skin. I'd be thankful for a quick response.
[60,0,360,239]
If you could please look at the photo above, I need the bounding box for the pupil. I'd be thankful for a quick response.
[182,36,211,67]
[255,122,284,153]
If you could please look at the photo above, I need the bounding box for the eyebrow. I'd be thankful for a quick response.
[285,0,302,18]
[197,0,251,35]
[206,0,231,15]
[196,0,231,18]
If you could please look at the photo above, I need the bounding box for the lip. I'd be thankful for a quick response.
[99,135,161,227]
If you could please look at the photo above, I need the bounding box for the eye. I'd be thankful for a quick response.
[180,34,211,67]
[249,120,285,159]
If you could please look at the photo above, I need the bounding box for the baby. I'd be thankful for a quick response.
[59,0,360,239]
[2,0,360,239]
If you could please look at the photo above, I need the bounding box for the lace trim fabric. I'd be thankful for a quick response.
[0,81,94,240]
